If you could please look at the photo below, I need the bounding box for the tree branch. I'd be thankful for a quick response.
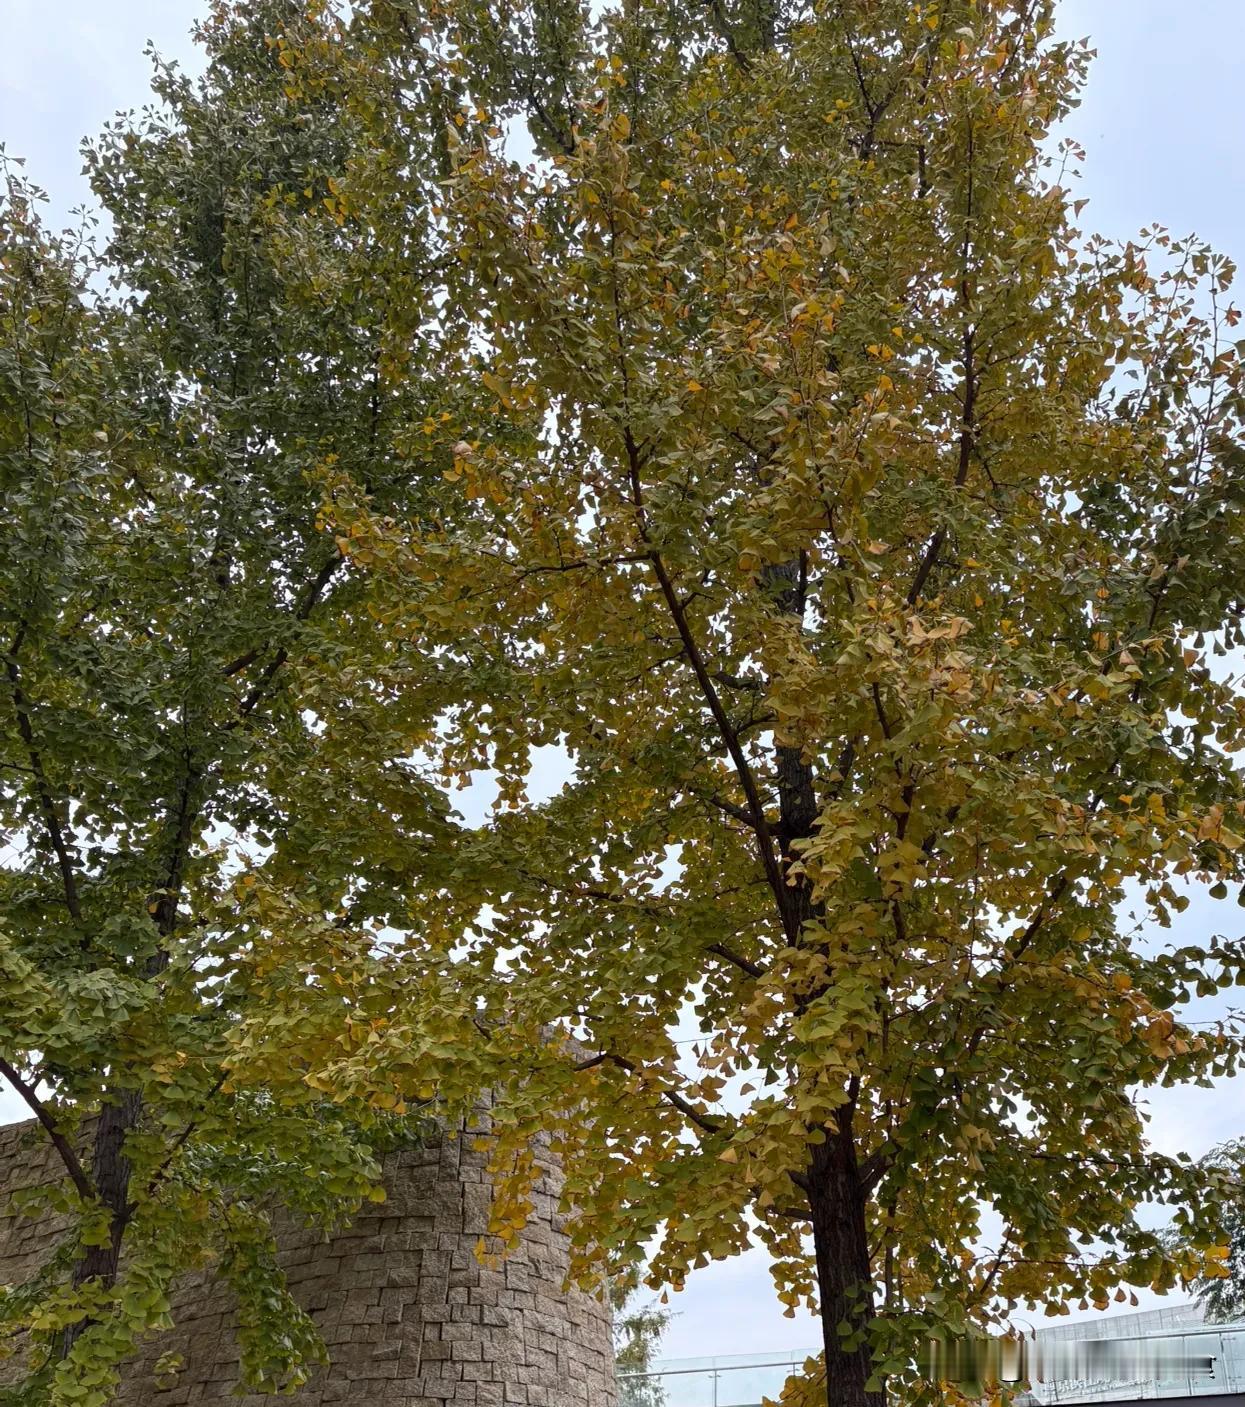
[696,789,763,829]
[908,325,977,607]
[0,1059,94,1202]
[141,1071,228,1205]
[224,552,341,727]
[707,942,769,980]
[858,1145,894,1194]
[623,431,794,938]
[574,1049,725,1135]
[703,0,753,73]
[3,644,83,923]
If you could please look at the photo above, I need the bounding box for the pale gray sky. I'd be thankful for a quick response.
[2,0,1243,1367]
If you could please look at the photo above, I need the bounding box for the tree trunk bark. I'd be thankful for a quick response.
[61,832,185,1359]
[60,1089,142,1357]
[807,1130,885,1407]
[759,560,882,1406]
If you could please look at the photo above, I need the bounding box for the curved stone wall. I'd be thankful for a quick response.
[0,1116,617,1407]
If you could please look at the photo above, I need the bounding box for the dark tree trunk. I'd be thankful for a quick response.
[61,784,191,1358]
[807,1129,885,1407]
[758,560,883,1405]
[60,1088,142,1356]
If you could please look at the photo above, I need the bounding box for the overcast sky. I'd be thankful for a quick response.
[2,0,1244,1368]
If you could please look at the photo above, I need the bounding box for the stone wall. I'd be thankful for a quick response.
[0,1116,617,1407]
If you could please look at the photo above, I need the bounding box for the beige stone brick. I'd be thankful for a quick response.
[0,1119,616,1407]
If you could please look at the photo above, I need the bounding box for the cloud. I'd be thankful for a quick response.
[0,0,204,222]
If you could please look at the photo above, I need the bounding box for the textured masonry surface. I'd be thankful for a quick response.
[0,1117,617,1407]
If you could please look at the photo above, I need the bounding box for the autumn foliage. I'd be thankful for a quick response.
[3,2,1245,1405]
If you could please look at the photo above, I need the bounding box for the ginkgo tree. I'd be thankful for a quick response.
[0,3,482,1401]
[328,1,1245,1404]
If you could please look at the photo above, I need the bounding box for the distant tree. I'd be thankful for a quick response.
[324,2,1245,1406]
[613,1270,671,1407]
[0,3,475,1400]
[1191,1140,1245,1324]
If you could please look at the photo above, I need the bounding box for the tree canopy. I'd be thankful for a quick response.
[0,3,481,1400]
[3,2,1245,1406]
[325,1,1245,1404]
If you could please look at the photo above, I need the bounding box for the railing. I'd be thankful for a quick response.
[617,1326,1245,1407]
